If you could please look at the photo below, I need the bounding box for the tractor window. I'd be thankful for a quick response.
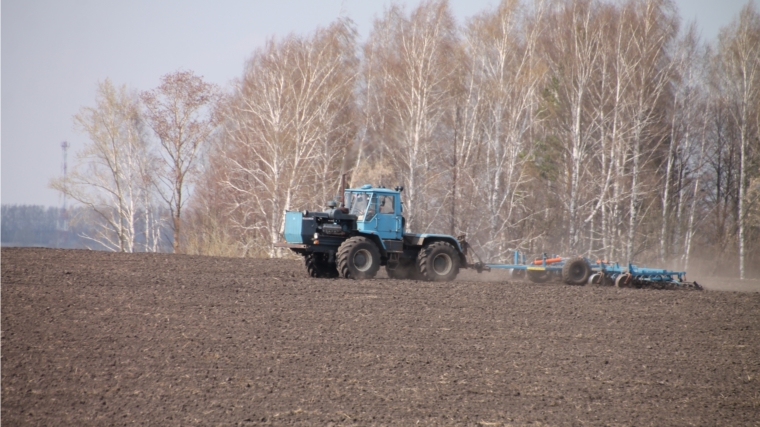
[349,193,366,217]
[365,196,376,221]
[379,195,395,214]
[349,192,376,221]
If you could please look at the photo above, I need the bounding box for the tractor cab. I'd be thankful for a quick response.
[344,184,404,240]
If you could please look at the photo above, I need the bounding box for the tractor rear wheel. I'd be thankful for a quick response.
[304,253,338,278]
[562,257,591,285]
[337,236,381,279]
[417,241,460,282]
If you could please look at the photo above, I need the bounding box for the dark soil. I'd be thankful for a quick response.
[3,247,759,426]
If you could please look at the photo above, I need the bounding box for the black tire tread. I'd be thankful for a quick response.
[417,241,460,282]
[304,253,338,278]
[562,257,591,285]
[336,236,380,279]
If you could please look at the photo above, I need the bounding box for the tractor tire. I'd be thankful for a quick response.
[304,253,338,278]
[337,236,381,279]
[527,269,551,283]
[417,241,460,282]
[562,257,591,285]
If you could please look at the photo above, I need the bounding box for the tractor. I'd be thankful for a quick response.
[275,183,484,281]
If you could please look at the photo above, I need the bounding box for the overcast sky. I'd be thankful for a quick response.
[2,0,756,207]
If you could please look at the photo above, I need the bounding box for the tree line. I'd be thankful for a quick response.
[52,0,760,278]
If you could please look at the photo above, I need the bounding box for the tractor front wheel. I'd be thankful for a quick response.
[337,236,381,279]
[418,241,460,282]
[304,253,338,278]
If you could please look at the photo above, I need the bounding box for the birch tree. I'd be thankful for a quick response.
[141,70,221,254]
[541,0,606,252]
[459,0,546,259]
[615,0,678,261]
[715,2,760,279]
[363,0,460,231]
[51,79,156,252]
[219,21,357,257]
[657,25,702,264]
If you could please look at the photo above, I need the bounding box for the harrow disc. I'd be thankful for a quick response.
[614,273,631,288]
[589,273,612,286]
[679,281,703,290]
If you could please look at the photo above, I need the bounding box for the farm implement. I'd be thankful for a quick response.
[275,179,701,290]
[484,251,702,290]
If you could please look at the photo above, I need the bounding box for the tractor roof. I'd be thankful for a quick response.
[347,184,400,195]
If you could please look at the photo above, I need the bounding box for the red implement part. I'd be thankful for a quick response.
[532,257,562,265]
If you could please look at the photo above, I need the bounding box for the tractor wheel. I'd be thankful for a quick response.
[304,253,338,278]
[527,269,551,283]
[337,236,381,279]
[562,257,591,285]
[417,241,460,282]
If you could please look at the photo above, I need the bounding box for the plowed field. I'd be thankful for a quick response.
[2,247,759,426]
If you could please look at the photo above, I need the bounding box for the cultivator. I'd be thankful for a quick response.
[484,251,702,290]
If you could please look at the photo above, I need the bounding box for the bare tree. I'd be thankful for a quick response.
[610,0,678,261]
[141,70,221,254]
[363,0,460,231]
[539,0,608,253]
[715,2,760,278]
[218,21,358,257]
[458,0,546,260]
[181,0,760,271]
[656,24,703,265]
[51,79,157,252]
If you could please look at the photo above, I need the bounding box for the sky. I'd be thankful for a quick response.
[2,0,756,207]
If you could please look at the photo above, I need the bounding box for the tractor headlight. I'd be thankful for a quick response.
[313,233,319,240]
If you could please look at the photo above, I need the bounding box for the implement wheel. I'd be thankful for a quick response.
[418,241,460,282]
[527,269,551,283]
[510,268,526,280]
[562,257,591,285]
[337,236,380,279]
[304,253,338,278]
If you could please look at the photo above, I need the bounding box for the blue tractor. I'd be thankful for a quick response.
[275,184,484,281]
